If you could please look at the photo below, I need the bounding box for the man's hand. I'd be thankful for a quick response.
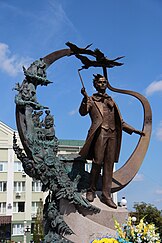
[81,88,88,100]
[134,130,145,136]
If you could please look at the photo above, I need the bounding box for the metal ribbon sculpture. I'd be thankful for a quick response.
[104,69,152,192]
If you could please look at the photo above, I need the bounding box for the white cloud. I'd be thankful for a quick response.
[145,80,162,96]
[0,1,79,56]
[32,0,79,45]
[155,189,162,195]
[68,107,79,116]
[156,121,162,141]
[0,43,32,77]
[133,173,144,182]
[49,0,77,32]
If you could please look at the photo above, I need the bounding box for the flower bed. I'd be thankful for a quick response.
[91,217,161,243]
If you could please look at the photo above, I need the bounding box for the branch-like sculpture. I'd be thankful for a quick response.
[13,55,100,243]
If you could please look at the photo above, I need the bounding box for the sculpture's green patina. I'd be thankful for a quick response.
[13,57,99,243]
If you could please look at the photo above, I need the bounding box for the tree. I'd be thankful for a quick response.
[33,199,44,242]
[130,202,162,239]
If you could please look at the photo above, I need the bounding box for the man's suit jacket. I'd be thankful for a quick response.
[79,93,135,162]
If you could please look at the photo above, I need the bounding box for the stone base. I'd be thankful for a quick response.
[60,192,128,243]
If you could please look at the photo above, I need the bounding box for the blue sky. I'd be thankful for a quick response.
[0,0,162,211]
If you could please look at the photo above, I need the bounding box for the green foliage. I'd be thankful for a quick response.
[130,202,162,239]
[33,199,44,242]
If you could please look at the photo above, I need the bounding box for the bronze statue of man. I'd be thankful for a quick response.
[79,74,144,209]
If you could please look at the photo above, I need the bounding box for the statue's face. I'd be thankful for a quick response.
[21,83,36,101]
[95,77,107,92]
[45,118,53,128]
[21,84,31,101]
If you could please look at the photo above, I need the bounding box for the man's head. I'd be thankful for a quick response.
[93,74,107,93]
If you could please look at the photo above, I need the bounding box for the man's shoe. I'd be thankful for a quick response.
[100,195,117,209]
[86,190,95,202]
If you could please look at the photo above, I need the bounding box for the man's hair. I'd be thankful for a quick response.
[93,74,106,88]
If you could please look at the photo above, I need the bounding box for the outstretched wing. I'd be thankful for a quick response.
[66,42,94,56]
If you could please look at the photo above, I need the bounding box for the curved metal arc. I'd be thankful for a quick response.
[107,81,152,192]
[43,48,71,67]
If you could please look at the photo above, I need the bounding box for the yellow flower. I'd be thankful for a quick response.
[127,217,132,227]
[113,217,161,242]
[143,225,148,235]
[100,238,109,243]
[114,219,125,239]
[130,227,135,238]
[92,238,119,243]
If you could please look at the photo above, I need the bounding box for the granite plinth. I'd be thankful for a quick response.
[60,192,128,243]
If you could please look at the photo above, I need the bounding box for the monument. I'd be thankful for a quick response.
[13,42,152,242]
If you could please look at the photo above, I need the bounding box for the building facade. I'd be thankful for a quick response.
[0,121,117,242]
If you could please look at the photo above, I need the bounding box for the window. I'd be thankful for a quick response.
[0,162,7,172]
[32,181,42,192]
[14,161,23,172]
[0,164,3,171]
[0,202,6,214]
[32,201,40,213]
[12,224,24,235]
[13,202,25,212]
[0,181,7,192]
[14,181,25,192]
